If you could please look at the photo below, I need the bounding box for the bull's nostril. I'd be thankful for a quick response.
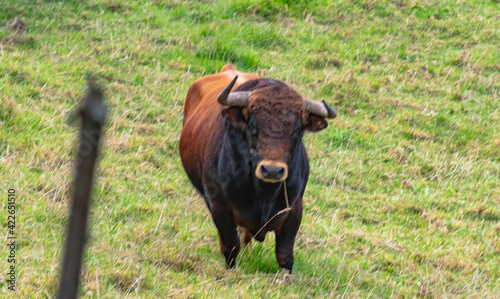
[256,161,288,182]
[261,165,269,177]
[261,165,284,179]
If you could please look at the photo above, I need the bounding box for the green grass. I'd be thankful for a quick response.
[1,0,499,297]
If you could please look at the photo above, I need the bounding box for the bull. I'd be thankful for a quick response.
[179,63,336,272]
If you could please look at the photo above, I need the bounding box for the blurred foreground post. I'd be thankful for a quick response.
[57,82,107,299]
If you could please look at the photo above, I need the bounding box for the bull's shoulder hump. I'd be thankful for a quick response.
[219,67,260,86]
[220,63,235,73]
[186,74,227,104]
[189,72,258,98]
[184,73,232,119]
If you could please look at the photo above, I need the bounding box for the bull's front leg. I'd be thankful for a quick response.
[210,201,241,268]
[274,196,303,273]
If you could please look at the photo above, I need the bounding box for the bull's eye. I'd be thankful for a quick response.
[292,119,302,136]
[290,119,302,154]
[293,125,301,135]
[248,123,257,137]
[247,116,257,134]
[247,115,258,148]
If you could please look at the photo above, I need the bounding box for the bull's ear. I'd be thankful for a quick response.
[222,107,246,126]
[304,114,328,132]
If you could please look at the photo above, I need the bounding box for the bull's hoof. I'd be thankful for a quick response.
[282,267,292,274]
[225,259,236,269]
[224,250,237,268]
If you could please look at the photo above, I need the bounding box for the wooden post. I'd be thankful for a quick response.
[57,82,107,299]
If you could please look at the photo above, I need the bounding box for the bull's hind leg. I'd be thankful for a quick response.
[243,228,253,247]
[237,227,253,248]
[274,196,303,273]
[211,203,240,268]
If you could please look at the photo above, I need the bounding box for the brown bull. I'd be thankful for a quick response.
[179,63,336,272]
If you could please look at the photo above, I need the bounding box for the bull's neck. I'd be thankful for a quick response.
[252,176,283,201]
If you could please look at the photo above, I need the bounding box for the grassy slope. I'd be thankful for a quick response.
[0,0,499,297]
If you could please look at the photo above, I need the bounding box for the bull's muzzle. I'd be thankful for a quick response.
[255,160,288,183]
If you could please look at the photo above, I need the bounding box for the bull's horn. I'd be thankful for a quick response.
[304,98,337,119]
[322,100,337,118]
[217,75,251,107]
[217,75,238,105]
[225,91,251,107]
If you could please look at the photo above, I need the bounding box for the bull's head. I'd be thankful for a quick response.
[218,76,336,183]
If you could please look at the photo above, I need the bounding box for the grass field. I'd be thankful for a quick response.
[1,0,499,297]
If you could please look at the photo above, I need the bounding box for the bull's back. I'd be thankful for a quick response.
[179,64,259,194]
[183,64,258,121]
